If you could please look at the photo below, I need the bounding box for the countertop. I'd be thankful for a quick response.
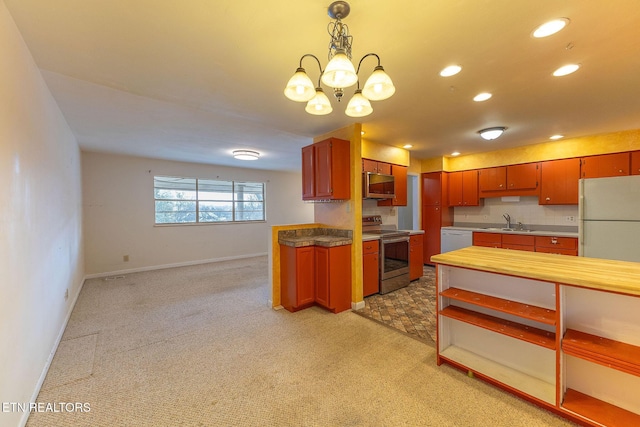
[362,229,424,242]
[278,227,352,248]
[431,246,640,296]
[442,225,578,238]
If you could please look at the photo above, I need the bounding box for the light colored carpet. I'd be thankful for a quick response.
[27,256,575,426]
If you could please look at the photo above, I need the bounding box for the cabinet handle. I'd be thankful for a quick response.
[499,184,503,188]
[551,237,558,245]
[545,197,551,201]
[619,169,623,173]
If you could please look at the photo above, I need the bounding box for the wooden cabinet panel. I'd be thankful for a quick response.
[449,170,479,206]
[507,163,539,190]
[502,234,535,247]
[422,172,445,205]
[479,167,507,192]
[363,240,379,297]
[315,245,352,313]
[581,152,630,178]
[534,236,577,251]
[314,246,330,308]
[422,172,453,265]
[409,234,424,281]
[378,164,408,206]
[472,232,501,248]
[302,138,350,201]
[280,245,315,312]
[539,158,580,205]
[362,159,391,174]
[632,151,640,175]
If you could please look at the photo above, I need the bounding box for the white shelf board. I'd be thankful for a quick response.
[441,345,556,405]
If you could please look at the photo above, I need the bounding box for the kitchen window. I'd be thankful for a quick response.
[154,176,265,224]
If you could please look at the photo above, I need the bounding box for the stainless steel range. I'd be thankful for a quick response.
[362,215,410,294]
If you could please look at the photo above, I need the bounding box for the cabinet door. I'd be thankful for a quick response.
[448,171,464,206]
[409,234,424,280]
[472,232,501,248]
[301,145,315,200]
[280,245,314,312]
[479,167,507,192]
[363,240,379,297]
[314,139,333,198]
[379,164,408,206]
[422,172,443,205]
[581,153,630,178]
[632,151,640,175]
[539,158,580,205]
[507,163,538,190]
[296,247,316,306]
[462,170,479,205]
[314,246,330,307]
[362,158,377,173]
[422,206,443,265]
[378,162,392,175]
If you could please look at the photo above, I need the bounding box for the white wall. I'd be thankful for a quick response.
[0,3,84,426]
[82,151,314,275]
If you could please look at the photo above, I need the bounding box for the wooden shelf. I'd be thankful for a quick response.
[563,329,640,377]
[440,305,556,349]
[440,345,555,404]
[562,388,640,427]
[441,287,556,325]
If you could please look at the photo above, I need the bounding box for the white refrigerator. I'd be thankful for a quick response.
[579,175,640,262]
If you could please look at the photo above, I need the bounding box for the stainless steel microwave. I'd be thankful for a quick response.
[363,172,395,199]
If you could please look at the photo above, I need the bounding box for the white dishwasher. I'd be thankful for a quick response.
[440,228,473,253]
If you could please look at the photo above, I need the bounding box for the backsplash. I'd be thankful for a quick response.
[453,196,579,229]
[362,199,397,226]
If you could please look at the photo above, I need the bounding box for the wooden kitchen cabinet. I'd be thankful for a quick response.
[539,158,580,205]
[362,240,380,297]
[422,172,453,265]
[448,170,479,206]
[472,232,501,248]
[378,164,408,206]
[507,163,539,190]
[409,234,424,281]
[314,244,352,313]
[632,151,640,175]
[502,234,535,252]
[581,152,630,178]
[362,158,391,174]
[478,166,507,192]
[535,236,577,256]
[280,245,315,312]
[301,138,350,201]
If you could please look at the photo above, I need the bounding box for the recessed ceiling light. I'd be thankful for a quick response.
[478,127,506,140]
[440,65,462,77]
[403,144,413,149]
[533,18,570,38]
[473,92,492,102]
[550,134,564,140]
[451,151,461,157]
[232,150,260,160]
[361,131,365,136]
[553,64,580,76]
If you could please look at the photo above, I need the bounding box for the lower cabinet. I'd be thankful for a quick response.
[280,244,352,314]
[434,250,640,427]
[362,240,379,297]
[409,234,424,281]
[280,245,315,312]
[472,232,577,255]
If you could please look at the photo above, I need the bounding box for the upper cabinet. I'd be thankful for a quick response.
[448,170,479,206]
[580,152,630,178]
[362,158,391,175]
[539,158,580,205]
[378,164,408,206]
[478,163,539,197]
[632,151,640,175]
[302,138,350,201]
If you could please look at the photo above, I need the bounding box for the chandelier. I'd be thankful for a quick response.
[284,1,395,117]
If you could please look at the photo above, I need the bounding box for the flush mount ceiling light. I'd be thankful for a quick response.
[478,127,506,140]
[284,1,395,117]
[550,134,564,140]
[232,150,260,161]
[553,64,580,76]
[473,92,492,102]
[533,18,570,38]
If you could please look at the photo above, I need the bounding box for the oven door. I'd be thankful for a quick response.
[380,236,410,294]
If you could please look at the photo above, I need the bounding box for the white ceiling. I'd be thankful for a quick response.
[5,0,640,171]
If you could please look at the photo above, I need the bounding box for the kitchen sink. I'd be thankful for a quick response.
[481,227,532,232]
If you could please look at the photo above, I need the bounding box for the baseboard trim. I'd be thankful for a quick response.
[22,275,86,427]
[84,252,268,279]
[351,300,365,310]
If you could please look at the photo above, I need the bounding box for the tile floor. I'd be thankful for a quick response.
[355,266,437,345]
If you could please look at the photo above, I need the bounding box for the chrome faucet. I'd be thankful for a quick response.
[503,213,511,229]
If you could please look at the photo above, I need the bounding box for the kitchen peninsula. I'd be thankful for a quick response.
[431,246,640,427]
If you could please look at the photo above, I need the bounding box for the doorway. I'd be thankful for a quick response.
[398,174,419,230]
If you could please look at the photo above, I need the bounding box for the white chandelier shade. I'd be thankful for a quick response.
[362,66,395,101]
[305,88,333,115]
[321,52,358,89]
[345,90,373,117]
[284,68,316,102]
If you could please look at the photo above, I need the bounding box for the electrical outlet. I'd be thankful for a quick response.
[123,255,129,262]
[64,289,69,300]
[565,216,576,223]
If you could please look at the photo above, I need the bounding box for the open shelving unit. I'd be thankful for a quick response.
[431,246,640,426]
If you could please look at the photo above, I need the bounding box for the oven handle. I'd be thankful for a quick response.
[382,237,410,244]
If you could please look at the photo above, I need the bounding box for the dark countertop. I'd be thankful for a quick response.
[278,227,353,248]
